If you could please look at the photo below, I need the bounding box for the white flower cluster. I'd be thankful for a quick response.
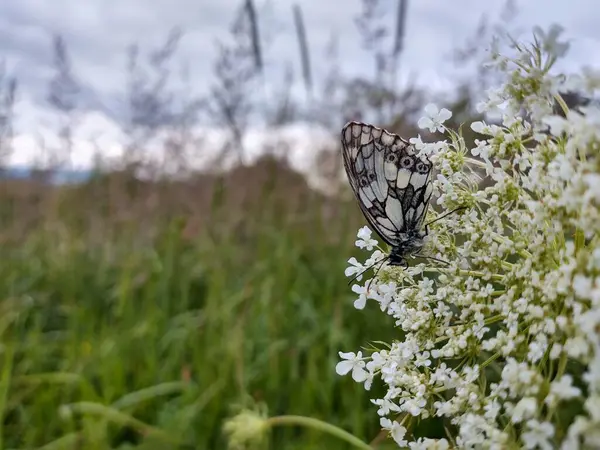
[337,25,600,449]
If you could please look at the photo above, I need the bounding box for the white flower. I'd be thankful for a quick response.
[336,351,368,382]
[542,115,568,136]
[376,281,397,311]
[409,438,450,450]
[511,397,537,423]
[484,399,501,421]
[355,226,378,251]
[476,87,506,113]
[338,25,600,449]
[351,284,368,310]
[462,365,479,383]
[533,24,569,58]
[415,351,432,367]
[417,103,452,133]
[365,250,386,267]
[409,134,425,150]
[380,418,408,447]
[584,174,600,201]
[471,139,491,160]
[546,375,581,404]
[371,397,400,416]
[366,350,387,373]
[344,257,364,280]
[409,135,448,158]
[521,420,555,450]
[363,371,374,391]
[470,120,503,137]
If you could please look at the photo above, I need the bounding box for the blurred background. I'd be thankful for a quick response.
[1,0,599,448]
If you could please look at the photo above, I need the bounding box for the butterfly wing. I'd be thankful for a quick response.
[341,121,434,245]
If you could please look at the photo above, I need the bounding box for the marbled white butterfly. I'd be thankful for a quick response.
[341,121,456,271]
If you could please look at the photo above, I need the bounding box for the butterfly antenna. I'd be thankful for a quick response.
[365,256,389,293]
[425,206,467,228]
[419,255,451,266]
[347,255,388,286]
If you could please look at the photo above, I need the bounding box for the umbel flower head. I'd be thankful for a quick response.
[338,25,600,449]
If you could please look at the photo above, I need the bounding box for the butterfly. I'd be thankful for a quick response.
[341,121,460,276]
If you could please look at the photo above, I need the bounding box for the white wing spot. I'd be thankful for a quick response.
[384,161,397,181]
[385,196,404,230]
[359,188,372,208]
[362,141,375,158]
[362,185,376,202]
[376,216,396,231]
[396,169,411,189]
[355,155,364,173]
[424,182,433,200]
[410,173,429,190]
[373,154,387,202]
[381,132,395,146]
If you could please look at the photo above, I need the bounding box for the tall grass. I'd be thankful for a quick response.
[1,159,400,449]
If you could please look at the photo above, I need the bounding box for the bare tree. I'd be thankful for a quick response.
[0,61,17,173]
[266,63,298,126]
[312,32,347,128]
[451,0,520,110]
[47,34,81,169]
[125,29,181,146]
[123,27,202,176]
[292,4,312,99]
[162,59,205,177]
[339,0,412,126]
[208,0,262,166]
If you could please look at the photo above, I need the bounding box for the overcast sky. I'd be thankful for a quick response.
[2,0,600,168]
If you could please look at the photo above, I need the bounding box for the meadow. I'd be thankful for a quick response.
[0,158,406,449]
[0,2,525,446]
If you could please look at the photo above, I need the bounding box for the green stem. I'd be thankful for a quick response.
[464,157,489,169]
[545,351,569,421]
[457,270,505,282]
[480,351,502,369]
[484,314,506,325]
[491,234,533,260]
[555,351,568,381]
[553,93,569,117]
[266,415,373,450]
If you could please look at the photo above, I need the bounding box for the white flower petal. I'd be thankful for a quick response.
[335,360,354,376]
[354,295,367,310]
[424,103,439,116]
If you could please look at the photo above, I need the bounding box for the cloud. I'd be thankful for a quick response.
[2,0,600,174]
[2,0,600,123]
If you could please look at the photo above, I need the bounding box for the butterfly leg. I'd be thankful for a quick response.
[424,206,467,228]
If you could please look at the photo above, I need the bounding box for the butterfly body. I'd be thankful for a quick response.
[388,229,427,266]
[341,121,434,267]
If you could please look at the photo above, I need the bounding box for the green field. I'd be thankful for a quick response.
[1,159,402,449]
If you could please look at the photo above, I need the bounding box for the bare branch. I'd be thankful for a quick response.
[245,0,263,73]
[293,4,312,97]
[47,34,80,113]
[208,2,260,166]
[0,60,17,171]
